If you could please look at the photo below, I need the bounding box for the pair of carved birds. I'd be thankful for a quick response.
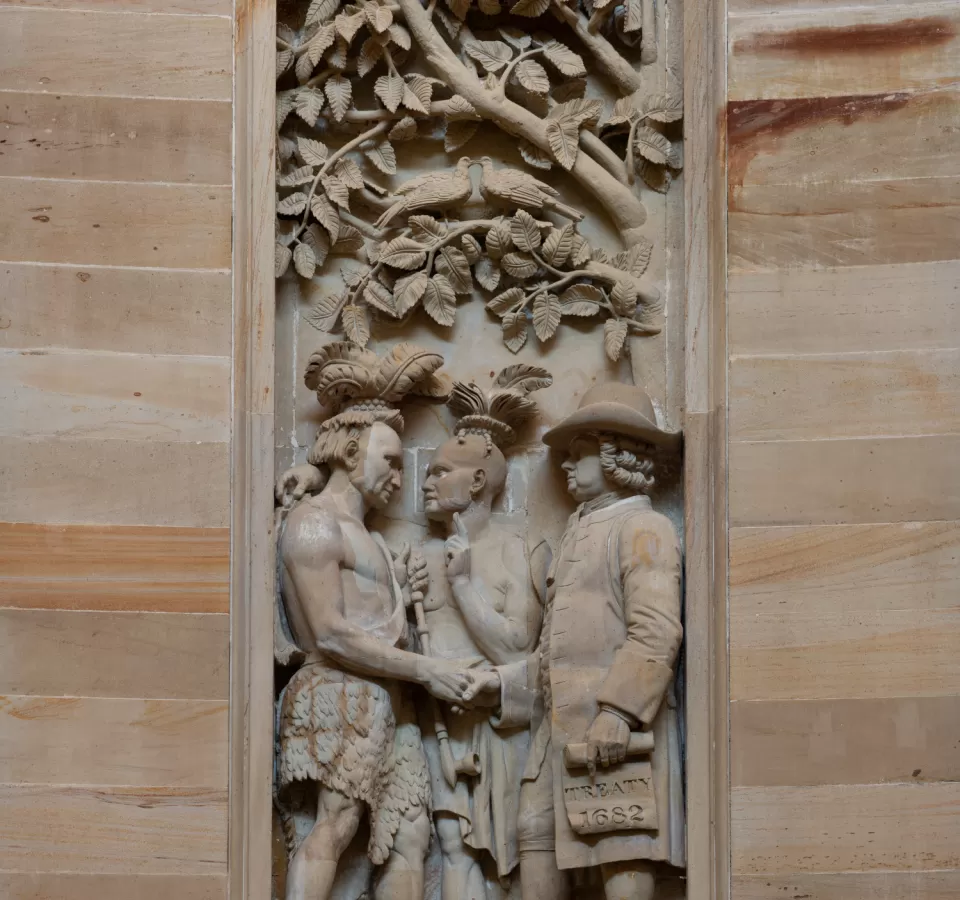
[375,156,584,228]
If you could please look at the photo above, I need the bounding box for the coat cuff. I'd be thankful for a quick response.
[491,659,535,730]
[596,648,675,725]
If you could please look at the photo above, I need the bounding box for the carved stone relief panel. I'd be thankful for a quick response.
[272,0,686,894]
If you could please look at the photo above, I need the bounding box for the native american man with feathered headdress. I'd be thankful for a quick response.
[416,365,552,899]
[274,342,481,900]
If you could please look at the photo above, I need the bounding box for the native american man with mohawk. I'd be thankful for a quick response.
[416,365,552,899]
[274,342,480,900]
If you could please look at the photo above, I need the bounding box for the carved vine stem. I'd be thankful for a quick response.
[396,0,649,247]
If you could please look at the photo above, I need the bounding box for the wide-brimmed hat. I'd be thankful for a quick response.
[542,382,681,450]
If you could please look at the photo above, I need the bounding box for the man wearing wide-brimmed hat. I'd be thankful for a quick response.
[465,382,685,900]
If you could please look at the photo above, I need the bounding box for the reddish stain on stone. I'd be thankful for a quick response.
[734,16,954,56]
[726,92,913,208]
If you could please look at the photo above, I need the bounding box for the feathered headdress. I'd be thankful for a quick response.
[447,364,553,449]
[304,341,450,432]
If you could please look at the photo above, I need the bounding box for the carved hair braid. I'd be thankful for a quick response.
[597,433,656,494]
[455,427,496,457]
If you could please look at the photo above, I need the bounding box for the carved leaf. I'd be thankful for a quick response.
[389,23,412,49]
[363,280,399,317]
[333,158,364,189]
[611,281,638,317]
[475,258,501,291]
[445,121,479,153]
[306,0,340,25]
[519,140,553,170]
[494,364,552,393]
[332,224,363,254]
[510,210,542,252]
[436,247,473,293]
[484,222,511,260]
[277,192,308,215]
[324,75,353,122]
[358,38,384,77]
[436,8,462,39]
[543,41,587,77]
[423,275,457,325]
[365,140,397,175]
[515,60,550,94]
[275,243,293,278]
[552,78,587,103]
[570,233,592,267]
[499,26,532,49]
[479,0,502,12]
[510,0,550,16]
[277,90,296,129]
[461,234,482,263]
[277,164,315,187]
[303,224,331,268]
[465,40,514,73]
[298,136,329,165]
[389,116,418,141]
[612,238,653,277]
[638,158,673,193]
[542,224,574,266]
[487,286,524,316]
[296,49,316,84]
[501,312,528,353]
[295,88,325,125]
[375,73,405,112]
[321,175,351,209]
[559,283,602,314]
[501,252,538,279]
[552,99,603,130]
[304,292,346,332]
[311,194,341,243]
[633,126,671,165]
[381,236,427,270]
[532,293,561,341]
[603,318,629,361]
[342,303,371,345]
[445,95,480,121]
[410,216,446,240]
[277,49,294,78]
[327,36,350,70]
[405,74,433,109]
[545,117,580,170]
[365,2,393,32]
[307,23,337,65]
[394,271,429,315]
[643,92,684,123]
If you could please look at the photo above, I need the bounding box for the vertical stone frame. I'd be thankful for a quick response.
[230,0,729,890]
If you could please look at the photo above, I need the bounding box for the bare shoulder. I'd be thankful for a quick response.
[280,496,345,568]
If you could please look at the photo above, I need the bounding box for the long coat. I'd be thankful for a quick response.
[497,493,685,871]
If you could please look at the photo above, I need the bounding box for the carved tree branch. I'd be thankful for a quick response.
[550,1,644,96]
[396,0,648,245]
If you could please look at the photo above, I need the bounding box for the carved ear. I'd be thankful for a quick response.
[471,468,487,497]
[344,438,361,469]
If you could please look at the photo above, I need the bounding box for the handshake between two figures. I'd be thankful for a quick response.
[416,660,501,710]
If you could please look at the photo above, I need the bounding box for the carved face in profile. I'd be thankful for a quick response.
[347,421,404,510]
[422,433,505,521]
[561,435,607,503]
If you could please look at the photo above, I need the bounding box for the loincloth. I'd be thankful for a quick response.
[277,662,431,864]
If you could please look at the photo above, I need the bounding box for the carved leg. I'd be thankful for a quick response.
[286,787,363,900]
[374,802,430,900]
[600,860,656,900]
[435,811,486,900]
[519,851,570,900]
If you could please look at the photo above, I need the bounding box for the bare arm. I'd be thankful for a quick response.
[447,523,541,666]
[281,505,468,701]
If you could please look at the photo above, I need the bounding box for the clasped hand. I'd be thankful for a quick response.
[421,661,500,710]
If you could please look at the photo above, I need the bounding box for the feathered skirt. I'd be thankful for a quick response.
[277,661,431,864]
